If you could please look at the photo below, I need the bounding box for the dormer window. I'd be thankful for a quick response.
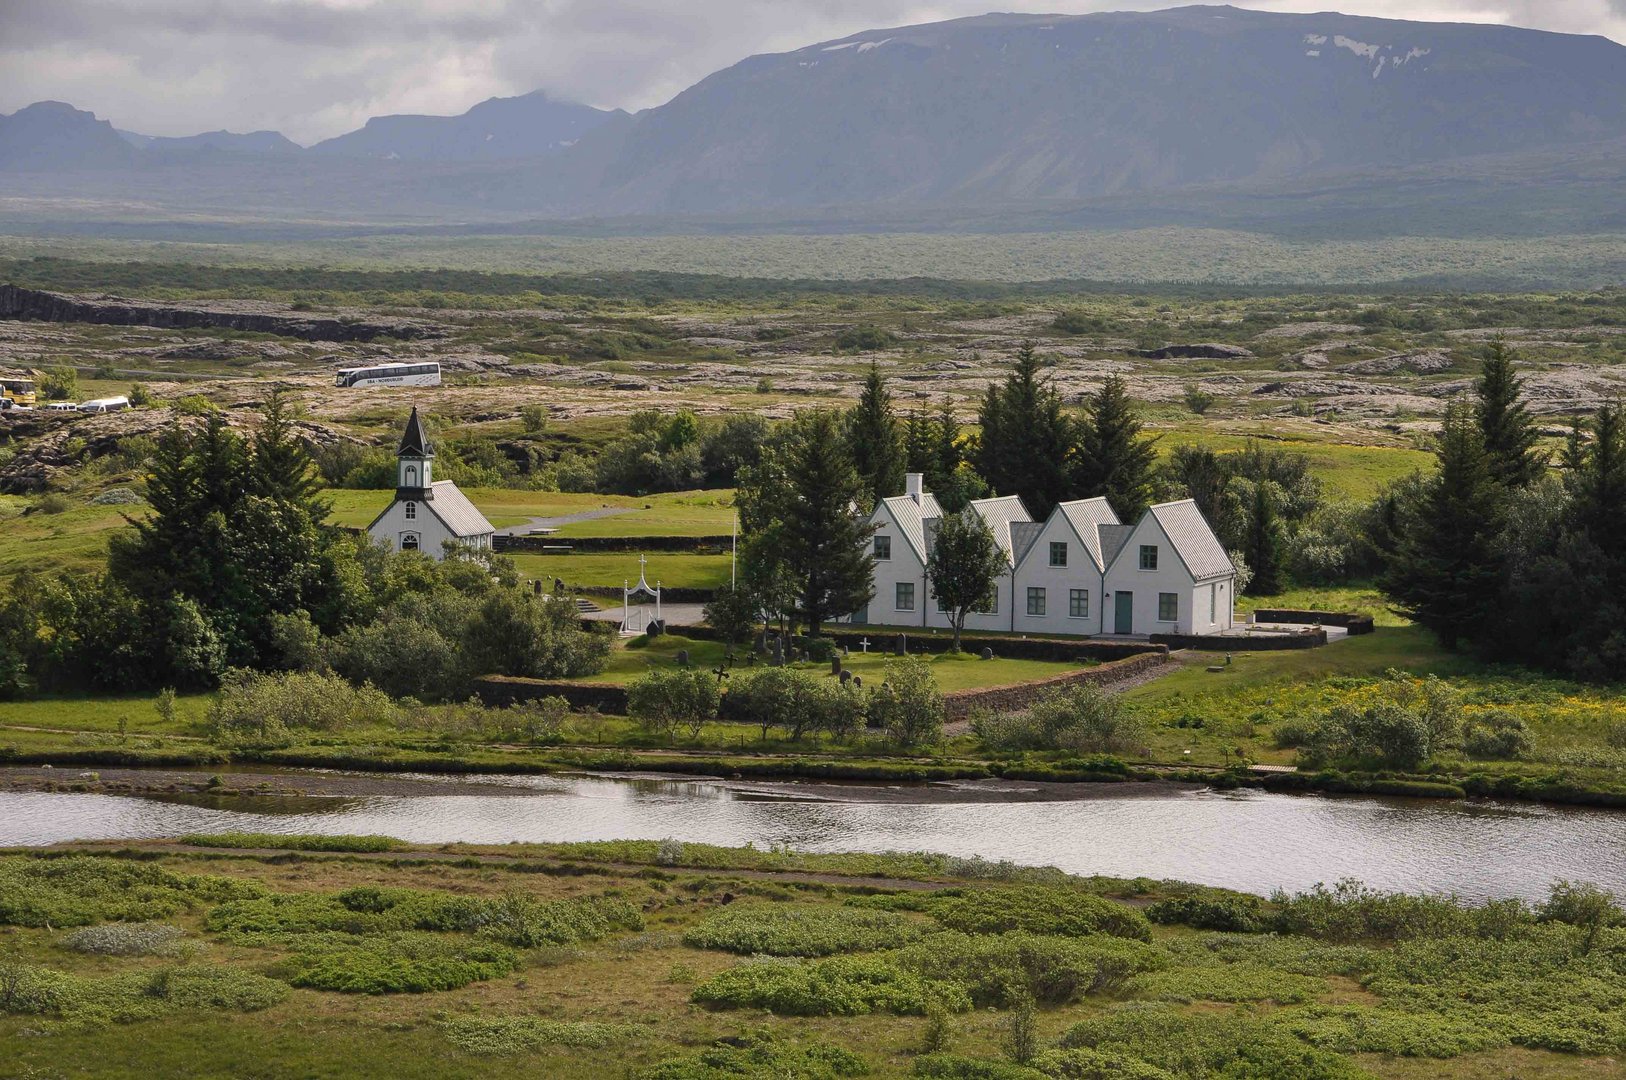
[405,502,416,520]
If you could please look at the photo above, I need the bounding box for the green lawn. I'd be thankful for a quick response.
[0,692,212,735]
[0,499,136,577]
[1236,581,1405,627]
[511,552,733,590]
[1158,429,1431,501]
[580,634,1086,693]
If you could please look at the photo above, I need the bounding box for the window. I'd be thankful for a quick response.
[404,464,418,487]
[1069,589,1090,619]
[936,592,950,613]
[1158,592,1179,622]
[874,534,891,561]
[975,587,997,616]
[1026,587,1046,617]
[1209,584,1217,623]
[404,501,416,520]
[400,533,420,552]
[896,582,915,611]
[1049,541,1067,567]
[1139,545,1159,571]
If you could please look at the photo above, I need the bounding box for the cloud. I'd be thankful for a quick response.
[0,0,1622,144]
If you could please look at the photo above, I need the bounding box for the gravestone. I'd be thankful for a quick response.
[852,676,863,689]
[531,579,543,596]
[831,656,843,676]
[840,646,850,658]
[980,647,994,661]
[753,630,768,656]
[893,635,907,657]
[769,639,785,667]
[839,669,852,685]
[675,649,689,667]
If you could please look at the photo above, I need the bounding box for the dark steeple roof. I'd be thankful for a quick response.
[398,406,432,458]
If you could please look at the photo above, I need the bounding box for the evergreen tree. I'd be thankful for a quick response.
[1383,403,1507,650]
[1475,341,1546,489]
[1239,480,1285,596]
[926,509,1005,651]
[904,409,937,480]
[251,388,330,521]
[779,410,877,634]
[1563,402,1626,560]
[933,399,963,482]
[847,363,905,505]
[1074,375,1159,521]
[972,342,1073,518]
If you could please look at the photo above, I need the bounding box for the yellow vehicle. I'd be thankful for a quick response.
[0,369,39,408]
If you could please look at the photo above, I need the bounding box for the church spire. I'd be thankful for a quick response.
[396,407,434,500]
[398,406,432,458]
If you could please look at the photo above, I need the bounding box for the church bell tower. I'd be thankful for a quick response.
[396,406,434,501]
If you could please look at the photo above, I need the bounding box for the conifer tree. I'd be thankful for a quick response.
[251,388,330,521]
[904,409,937,480]
[1074,375,1159,521]
[933,399,963,482]
[1475,341,1546,489]
[1384,402,1507,649]
[1240,481,1284,596]
[847,363,905,505]
[780,410,876,634]
[973,342,1073,518]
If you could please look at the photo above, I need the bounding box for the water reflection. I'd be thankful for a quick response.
[4,773,1625,902]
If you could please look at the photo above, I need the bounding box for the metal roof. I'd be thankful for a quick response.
[1055,497,1122,571]
[398,407,431,457]
[425,480,495,538]
[878,491,942,563]
[966,494,1034,566]
[1149,499,1235,581]
[1098,524,1136,570]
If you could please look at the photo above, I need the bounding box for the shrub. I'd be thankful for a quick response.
[894,887,1152,943]
[442,1015,648,1055]
[870,657,944,749]
[1126,964,1326,1005]
[1022,685,1147,754]
[63,922,190,957]
[1284,1005,1505,1059]
[1182,384,1215,416]
[1029,1049,1177,1080]
[0,961,286,1024]
[1145,894,1266,933]
[628,668,722,741]
[128,382,154,406]
[206,668,399,748]
[205,887,483,939]
[1059,1006,1360,1080]
[896,932,1163,1007]
[912,1055,1046,1079]
[476,892,643,948]
[1268,879,1530,943]
[683,904,925,957]
[690,955,969,1016]
[643,1029,871,1079]
[1049,310,1108,335]
[834,325,898,351]
[279,933,518,994]
[0,855,265,928]
[179,832,401,853]
[1462,710,1532,760]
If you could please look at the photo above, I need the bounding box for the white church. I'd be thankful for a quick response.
[366,407,495,558]
[857,473,1237,638]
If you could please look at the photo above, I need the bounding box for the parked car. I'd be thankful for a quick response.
[78,396,130,414]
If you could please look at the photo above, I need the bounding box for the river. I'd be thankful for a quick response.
[4,770,1624,901]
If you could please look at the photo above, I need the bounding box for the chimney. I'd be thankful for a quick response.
[905,473,924,503]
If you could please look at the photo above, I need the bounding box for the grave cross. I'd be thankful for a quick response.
[857,637,871,654]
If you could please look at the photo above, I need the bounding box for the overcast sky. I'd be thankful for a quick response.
[2,0,1623,144]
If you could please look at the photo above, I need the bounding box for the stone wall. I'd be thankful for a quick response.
[942,651,1171,719]
[1251,609,1376,635]
[471,675,629,713]
[495,534,732,554]
[1151,627,1327,651]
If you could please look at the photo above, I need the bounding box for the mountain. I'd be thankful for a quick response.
[559,4,1626,213]
[119,129,303,156]
[0,101,135,171]
[309,90,622,161]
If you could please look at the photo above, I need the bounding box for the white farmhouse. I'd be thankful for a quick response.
[855,472,1236,637]
[366,407,495,559]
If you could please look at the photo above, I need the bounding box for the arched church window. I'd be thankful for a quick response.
[401,533,419,551]
[405,465,418,486]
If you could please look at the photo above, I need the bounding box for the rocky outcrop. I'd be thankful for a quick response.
[1138,343,1255,360]
[1338,349,1455,376]
[0,285,440,342]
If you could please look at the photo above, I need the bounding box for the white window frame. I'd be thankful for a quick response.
[874,534,891,561]
[1139,545,1158,571]
[1158,592,1179,622]
[1068,588,1090,619]
[1049,541,1067,567]
[1209,584,1217,623]
[896,582,915,612]
[1026,586,1046,617]
[404,501,416,520]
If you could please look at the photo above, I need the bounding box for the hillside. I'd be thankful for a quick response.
[308,91,623,161]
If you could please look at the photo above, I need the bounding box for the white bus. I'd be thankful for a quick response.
[78,396,130,414]
[334,361,441,388]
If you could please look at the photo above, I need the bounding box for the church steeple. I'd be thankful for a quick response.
[397,406,434,501]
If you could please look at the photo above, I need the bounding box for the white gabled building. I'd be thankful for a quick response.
[366,407,496,559]
[854,472,1236,638]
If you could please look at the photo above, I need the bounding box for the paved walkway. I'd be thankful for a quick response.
[579,602,708,627]
[495,506,634,538]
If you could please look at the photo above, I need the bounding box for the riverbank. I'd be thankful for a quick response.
[2,836,1624,1079]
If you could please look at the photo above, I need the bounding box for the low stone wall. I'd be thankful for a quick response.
[471,675,628,713]
[942,651,1171,720]
[495,534,732,554]
[1251,609,1376,635]
[680,623,1165,664]
[1152,627,1327,651]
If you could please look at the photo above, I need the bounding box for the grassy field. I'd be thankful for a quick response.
[324,489,734,535]
[510,552,733,590]
[582,634,1086,693]
[1,840,1623,1079]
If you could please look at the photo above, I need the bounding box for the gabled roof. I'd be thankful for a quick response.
[1148,499,1234,581]
[398,407,431,457]
[1055,497,1122,572]
[966,494,1033,566]
[877,491,942,563]
[425,480,495,538]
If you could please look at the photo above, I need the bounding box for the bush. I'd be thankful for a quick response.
[683,904,924,957]
[890,887,1152,943]
[463,590,610,681]
[726,668,865,741]
[1182,385,1215,416]
[896,932,1163,1007]
[207,668,399,748]
[1059,1006,1360,1080]
[63,922,191,957]
[0,855,265,928]
[979,685,1147,754]
[912,1055,1046,1079]
[643,1030,871,1079]
[1268,879,1531,943]
[1145,894,1267,933]
[834,325,898,351]
[870,657,944,749]
[628,668,722,741]
[279,933,518,994]
[205,887,484,939]
[1030,1049,1176,1080]
[690,955,969,1016]
[1462,710,1532,760]
[179,833,400,853]
[476,892,644,948]
[39,366,77,401]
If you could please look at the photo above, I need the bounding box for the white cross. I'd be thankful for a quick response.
[858,637,870,653]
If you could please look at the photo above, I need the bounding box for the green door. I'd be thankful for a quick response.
[1114,591,1133,634]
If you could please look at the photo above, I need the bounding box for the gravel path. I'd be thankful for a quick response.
[495,506,635,537]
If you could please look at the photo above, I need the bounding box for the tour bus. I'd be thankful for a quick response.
[0,371,38,408]
[334,361,442,388]
[77,395,130,414]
